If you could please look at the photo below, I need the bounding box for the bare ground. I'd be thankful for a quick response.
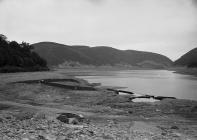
[0,70,197,140]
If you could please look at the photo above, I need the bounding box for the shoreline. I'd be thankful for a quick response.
[0,70,197,139]
[168,67,197,76]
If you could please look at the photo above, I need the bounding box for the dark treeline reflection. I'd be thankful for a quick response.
[0,34,48,72]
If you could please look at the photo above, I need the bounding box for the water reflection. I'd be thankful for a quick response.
[78,70,197,100]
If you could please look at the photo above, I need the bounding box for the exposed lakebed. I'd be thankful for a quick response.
[1,70,197,139]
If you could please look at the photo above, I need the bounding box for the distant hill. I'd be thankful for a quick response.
[174,48,197,68]
[33,42,173,68]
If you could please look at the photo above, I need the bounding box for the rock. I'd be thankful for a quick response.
[128,111,133,114]
[5,116,12,120]
[57,116,69,124]
[161,132,167,136]
[56,113,84,124]
[68,118,79,125]
[171,126,179,130]
[37,135,48,140]
[154,96,176,100]
[86,130,94,136]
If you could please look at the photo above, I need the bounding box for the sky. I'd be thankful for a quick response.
[0,0,197,60]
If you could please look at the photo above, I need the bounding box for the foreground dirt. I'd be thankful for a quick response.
[0,71,197,140]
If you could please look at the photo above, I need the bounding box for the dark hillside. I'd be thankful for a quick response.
[174,48,197,68]
[125,50,172,66]
[0,34,48,72]
[33,42,173,68]
[33,42,93,65]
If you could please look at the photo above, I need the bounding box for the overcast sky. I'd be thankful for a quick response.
[0,0,197,60]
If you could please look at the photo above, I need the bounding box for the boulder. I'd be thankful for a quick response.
[56,113,84,125]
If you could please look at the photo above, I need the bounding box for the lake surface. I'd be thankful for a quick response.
[77,70,197,100]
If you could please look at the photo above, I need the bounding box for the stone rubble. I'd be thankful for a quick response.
[0,111,191,140]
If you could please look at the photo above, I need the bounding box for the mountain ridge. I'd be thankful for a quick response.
[174,48,197,67]
[32,42,173,68]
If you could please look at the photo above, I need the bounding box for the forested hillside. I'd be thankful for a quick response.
[174,48,197,68]
[33,42,173,68]
[0,34,48,72]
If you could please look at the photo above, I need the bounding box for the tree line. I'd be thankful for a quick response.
[0,34,48,72]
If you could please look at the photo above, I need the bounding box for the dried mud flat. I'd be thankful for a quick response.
[0,71,197,140]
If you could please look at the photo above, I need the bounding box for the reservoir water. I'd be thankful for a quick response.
[77,70,197,100]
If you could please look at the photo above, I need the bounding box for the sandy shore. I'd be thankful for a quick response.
[0,70,197,140]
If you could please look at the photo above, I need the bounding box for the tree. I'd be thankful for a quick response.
[21,42,33,52]
[0,34,8,48]
[0,34,7,41]
[9,41,21,49]
[0,34,48,72]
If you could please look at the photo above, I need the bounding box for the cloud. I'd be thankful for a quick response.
[87,0,104,5]
[0,0,197,60]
